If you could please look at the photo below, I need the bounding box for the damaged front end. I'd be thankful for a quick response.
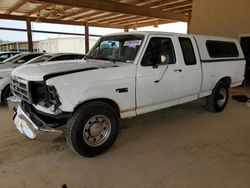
[7,97,63,139]
[8,77,70,139]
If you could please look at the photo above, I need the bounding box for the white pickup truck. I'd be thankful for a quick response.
[7,32,245,157]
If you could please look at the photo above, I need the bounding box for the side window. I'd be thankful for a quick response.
[17,54,41,63]
[0,54,8,61]
[141,37,175,66]
[206,41,239,58]
[179,37,197,65]
[52,55,75,61]
[24,54,41,62]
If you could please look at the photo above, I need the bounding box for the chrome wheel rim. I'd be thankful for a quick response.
[217,88,227,107]
[83,115,111,147]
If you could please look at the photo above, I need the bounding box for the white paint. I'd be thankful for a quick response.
[10,31,245,119]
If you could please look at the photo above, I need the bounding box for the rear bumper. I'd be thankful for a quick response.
[7,96,62,139]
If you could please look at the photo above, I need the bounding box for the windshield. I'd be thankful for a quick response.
[87,35,144,63]
[2,53,23,63]
[25,54,52,64]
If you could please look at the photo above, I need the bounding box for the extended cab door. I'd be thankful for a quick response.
[178,37,202,102]
[136,36,183,115]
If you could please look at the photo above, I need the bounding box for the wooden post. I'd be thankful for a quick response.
[85,22,89,54]
[187,13,191,34]
[26,17,33,52]
[124,27,129,32]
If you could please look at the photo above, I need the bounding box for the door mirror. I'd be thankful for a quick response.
[141,56,153,66]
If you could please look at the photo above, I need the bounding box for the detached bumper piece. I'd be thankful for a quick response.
[7,96,62,139]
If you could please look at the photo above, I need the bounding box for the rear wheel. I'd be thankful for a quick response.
[66,101,119,157]
[2,85,12,104]
[206,81,229,112]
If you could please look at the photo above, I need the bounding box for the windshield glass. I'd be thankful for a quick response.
[25,54,52,64]
[87,35,144,63]
[2,53,23,63]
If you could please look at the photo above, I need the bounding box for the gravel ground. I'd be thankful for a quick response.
[0,85,250,188]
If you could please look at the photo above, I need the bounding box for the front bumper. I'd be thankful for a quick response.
[7,96,62,139]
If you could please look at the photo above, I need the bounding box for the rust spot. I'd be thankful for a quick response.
[120,108,135,113]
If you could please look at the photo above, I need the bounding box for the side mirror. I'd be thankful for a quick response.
[16,59,25,64]
[141,57,153,66]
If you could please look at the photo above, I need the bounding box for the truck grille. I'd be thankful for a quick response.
[10,77,32,103]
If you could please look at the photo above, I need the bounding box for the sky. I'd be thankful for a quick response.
[0,19,187,42]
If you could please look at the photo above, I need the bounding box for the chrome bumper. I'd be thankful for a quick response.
[7,96,62,139]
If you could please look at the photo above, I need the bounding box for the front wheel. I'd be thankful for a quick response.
[66,101,119,157]
[206,81,229,112]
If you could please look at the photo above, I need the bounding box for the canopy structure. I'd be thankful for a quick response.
[0,0,192,52]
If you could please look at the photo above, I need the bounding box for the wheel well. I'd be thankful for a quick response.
[219,77,231,88]
[75,98,121,117]
[1,84,10,102]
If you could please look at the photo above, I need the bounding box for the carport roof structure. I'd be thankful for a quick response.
[0,0,192,29]
[0,0,192,53]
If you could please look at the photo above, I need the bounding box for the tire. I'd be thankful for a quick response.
[66,101,119,157]
[2,85,12,104]
[206,81,229,112]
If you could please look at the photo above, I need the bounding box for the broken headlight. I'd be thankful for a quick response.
[31,81,61,111]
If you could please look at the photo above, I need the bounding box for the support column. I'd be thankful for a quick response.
[187,13,191,34]
[124,27,129,32]
[26,17,33,52]
[85,22,89,54]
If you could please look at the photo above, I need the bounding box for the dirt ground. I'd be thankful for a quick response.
[0,86,250,188]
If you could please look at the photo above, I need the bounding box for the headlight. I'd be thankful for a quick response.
[31,82,61,111]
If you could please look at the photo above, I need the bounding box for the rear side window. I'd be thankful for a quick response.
[206,41,239,58]
[179,37,196,65]
[51,55,76,61]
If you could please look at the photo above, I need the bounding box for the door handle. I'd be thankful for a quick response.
[174,69,182,72]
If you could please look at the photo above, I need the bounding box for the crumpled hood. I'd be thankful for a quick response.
[12,59,121,81]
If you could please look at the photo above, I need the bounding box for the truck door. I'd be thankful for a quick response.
[178,37,202,102]
[136,36,182,115]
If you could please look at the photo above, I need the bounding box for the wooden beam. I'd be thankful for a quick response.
[76,12,111,22]
[162,1,192,11]
[0,14,123,28]
[127,20,173,28]
[82,12,114,22]
[85,23,89,54]
[174,6,192,13]
[102,15,137,24]
[0,27,101,37]
[29,0,189,22]
[74,10,103,21]
[110,17,151,25]
[60,9,88,19]
[93,14,128,24]
[124,26,129,32]
[6,0,28,14]
[120,18,159,26]
[143,0,180,8]
[26,17,33,52]
[26,3,51,16]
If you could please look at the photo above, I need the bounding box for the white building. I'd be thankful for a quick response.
[39,37,98,53]
[0,37,98,53]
